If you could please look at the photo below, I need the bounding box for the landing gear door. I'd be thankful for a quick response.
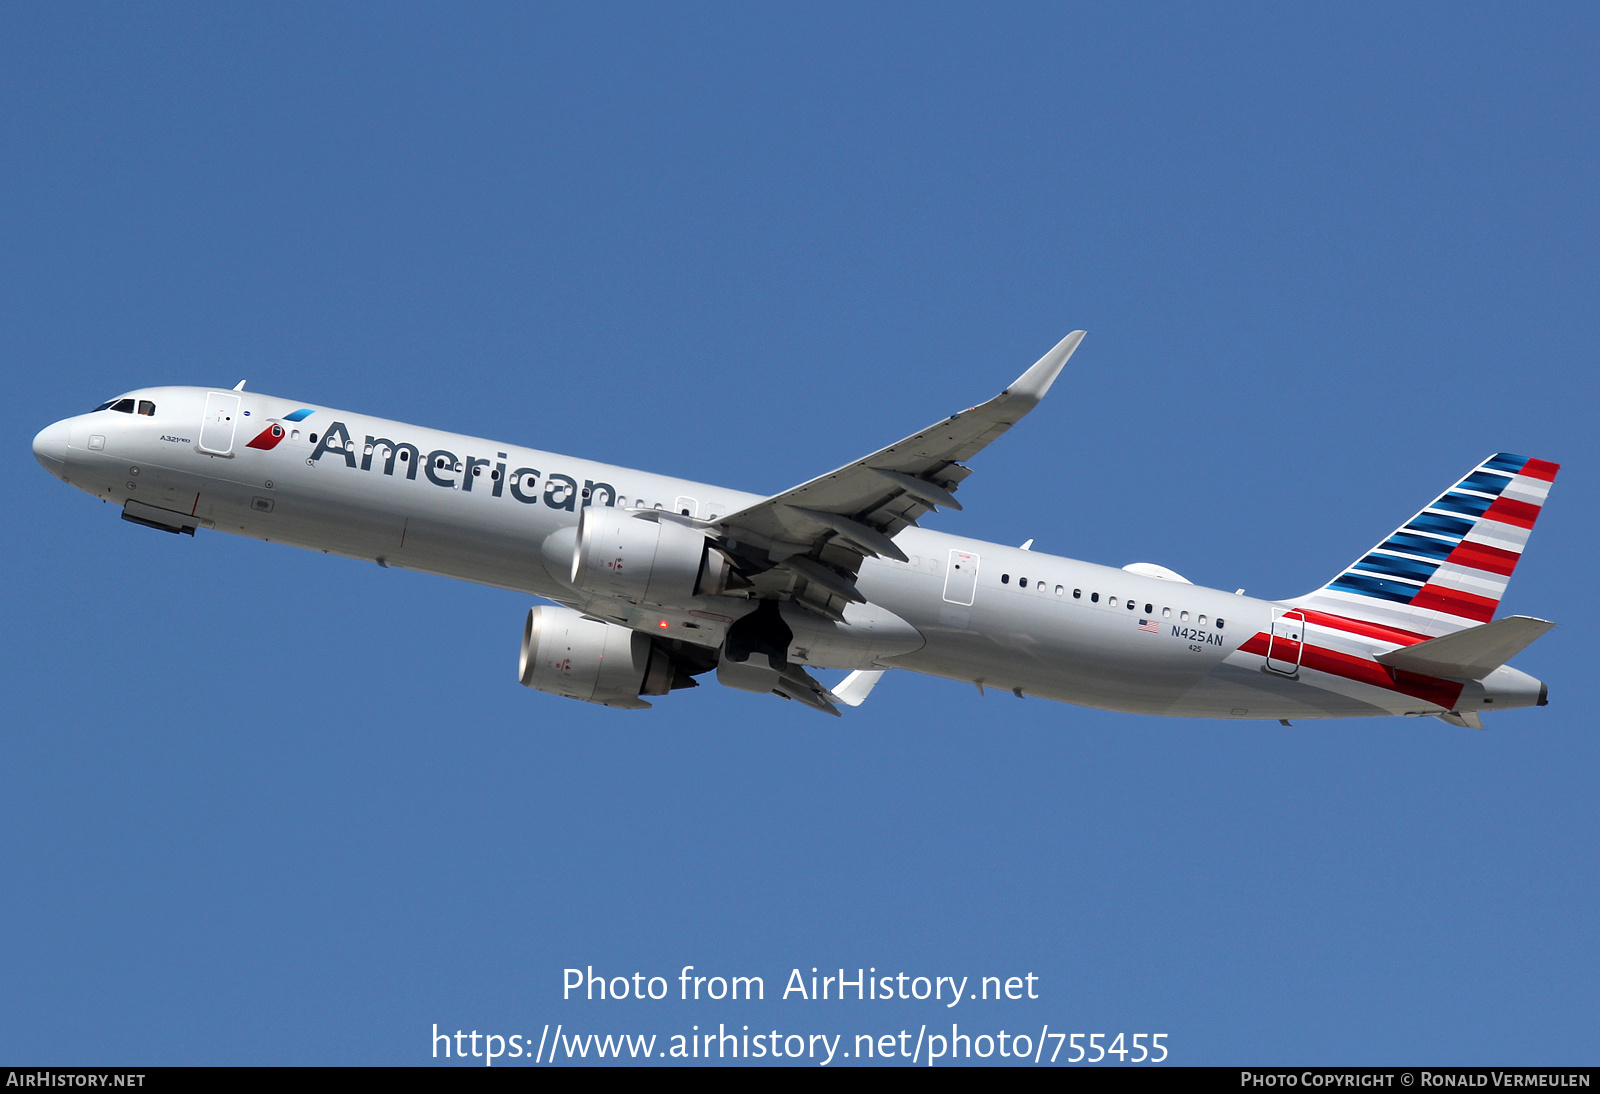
[199,392,242,456]
[943,549,978,606]
[1266,609,1306,676]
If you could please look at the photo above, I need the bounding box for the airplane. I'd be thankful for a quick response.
[31,332,1557,726]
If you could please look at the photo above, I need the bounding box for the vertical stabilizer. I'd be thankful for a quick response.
[1291,453,1558,638]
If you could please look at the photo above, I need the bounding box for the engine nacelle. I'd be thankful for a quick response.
[518,605,694,709]
[570,506,733,606]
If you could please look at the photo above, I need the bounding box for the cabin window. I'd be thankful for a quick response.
[1001,574,1010,584]
[1056,585,1064,595]
[472,466,482,477]
[309,433,318,443]
[137,400,155,416]
[1216,618,1225,629]
[1109,597,1118,608]
[491,469,500,480]
[1073,589,1081,599]
[1181,611,1189,621]
[1162,607,1171,618]
[1127,600,1137,611]
[1090,592,1099,603]
[1145,603,1153,614]
[1198,614,1208,625]
[1018,577,1027,588]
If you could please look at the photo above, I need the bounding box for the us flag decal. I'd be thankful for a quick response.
[1138,619,1160,633]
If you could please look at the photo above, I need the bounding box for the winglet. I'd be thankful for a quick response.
[1002,331,1085,407]
[831,669,885,707]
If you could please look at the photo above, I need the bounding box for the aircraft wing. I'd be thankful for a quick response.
[713,331,1084,617]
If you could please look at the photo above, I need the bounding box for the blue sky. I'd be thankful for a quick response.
[2,4,1595,1065]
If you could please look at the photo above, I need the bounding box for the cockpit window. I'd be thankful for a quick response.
[137,400,155,416]
[110,398,135,413]
[92,399,116,412]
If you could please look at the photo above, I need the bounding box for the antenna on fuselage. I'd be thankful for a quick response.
[233,380,246,391]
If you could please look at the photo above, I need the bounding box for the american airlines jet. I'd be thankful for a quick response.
[31,333,1556,726]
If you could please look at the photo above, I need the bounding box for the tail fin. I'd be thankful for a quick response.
[1291,453,1559,638]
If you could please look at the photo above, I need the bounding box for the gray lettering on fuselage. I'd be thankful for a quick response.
[462,456,491,492]
[1171,625,1224,646]
[425,449,459,488]
[363,436,420,479]
[544,473,577,511]
[295,424,614,513]
[310,422,357,468]
[509,468,541,504]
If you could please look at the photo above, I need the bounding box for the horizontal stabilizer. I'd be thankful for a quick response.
[1376,615,1554,680]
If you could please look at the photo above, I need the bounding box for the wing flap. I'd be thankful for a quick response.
[777,555,866,604]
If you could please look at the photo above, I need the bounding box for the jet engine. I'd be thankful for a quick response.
[518,604,697,709]
[570,506,736,606]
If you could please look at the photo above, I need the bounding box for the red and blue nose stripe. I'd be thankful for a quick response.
[246,422,287,450]
[244,410,312,451]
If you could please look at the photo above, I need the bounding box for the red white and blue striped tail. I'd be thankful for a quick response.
[1291,453,1559,639]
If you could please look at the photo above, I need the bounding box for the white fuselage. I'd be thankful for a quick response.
[33,386,1545,721]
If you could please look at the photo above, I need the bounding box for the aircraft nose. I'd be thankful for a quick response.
[32,419,70,478]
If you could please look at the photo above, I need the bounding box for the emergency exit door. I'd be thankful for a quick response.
[943,549,979,606]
